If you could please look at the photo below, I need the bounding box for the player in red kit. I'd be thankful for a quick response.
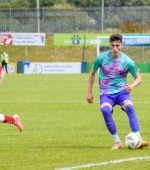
[0,66,23,132]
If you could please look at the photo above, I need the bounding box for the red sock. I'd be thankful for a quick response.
[4,115,15,124]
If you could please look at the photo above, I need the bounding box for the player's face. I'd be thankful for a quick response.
[109,41,123,57]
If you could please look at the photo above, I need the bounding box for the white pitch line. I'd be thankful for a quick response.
[55,156,150,170]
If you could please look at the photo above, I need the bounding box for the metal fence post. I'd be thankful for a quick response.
[36,0,40,33]
[9,8,11,32]
[101,0,104,32]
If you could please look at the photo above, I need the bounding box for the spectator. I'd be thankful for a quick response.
[1,51,9,74]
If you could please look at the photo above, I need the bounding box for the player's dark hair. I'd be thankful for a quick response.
[109,34,123,43]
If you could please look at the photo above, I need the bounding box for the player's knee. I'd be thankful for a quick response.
[101,106,108,113]
[101,106,113,123]
[122,100,133,110]
[101,103,112,113]
[101,102,112,110]
[125,104,134,111]
[101,105,112,116]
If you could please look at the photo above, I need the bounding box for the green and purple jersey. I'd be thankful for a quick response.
[93,50,139,94]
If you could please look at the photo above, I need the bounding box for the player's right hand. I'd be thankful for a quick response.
[86,94,94,103]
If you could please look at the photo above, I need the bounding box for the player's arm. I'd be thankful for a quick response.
[0,66,5,84]
[87,55,100,103]
[86,70,96,103]
[125,74,141,92]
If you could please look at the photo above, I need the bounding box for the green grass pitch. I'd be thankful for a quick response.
[0,73,149,170]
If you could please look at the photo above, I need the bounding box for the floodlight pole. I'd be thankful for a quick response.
[101,0,104,32]
[36,0,40,33]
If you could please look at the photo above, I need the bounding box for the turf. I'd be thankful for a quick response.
[0,73,149,170]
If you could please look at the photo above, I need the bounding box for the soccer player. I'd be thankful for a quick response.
[86,34,148,150]
[0,65,23,132]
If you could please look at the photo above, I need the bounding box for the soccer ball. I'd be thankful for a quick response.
[125,133,141,149]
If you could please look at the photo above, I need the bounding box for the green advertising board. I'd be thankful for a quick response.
[54,33,109,46]
[87,62,150,73]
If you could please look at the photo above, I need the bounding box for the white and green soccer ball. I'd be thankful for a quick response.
[125,132,141,149]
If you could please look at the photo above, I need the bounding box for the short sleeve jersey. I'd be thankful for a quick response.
[93,50,139,94]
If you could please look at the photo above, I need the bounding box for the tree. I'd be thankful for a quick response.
[1,0,150,9]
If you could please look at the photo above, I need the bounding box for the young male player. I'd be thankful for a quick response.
[0,66,23,132]
[87,34,148,150]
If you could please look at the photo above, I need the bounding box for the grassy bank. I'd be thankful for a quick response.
[2,34,150,63]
